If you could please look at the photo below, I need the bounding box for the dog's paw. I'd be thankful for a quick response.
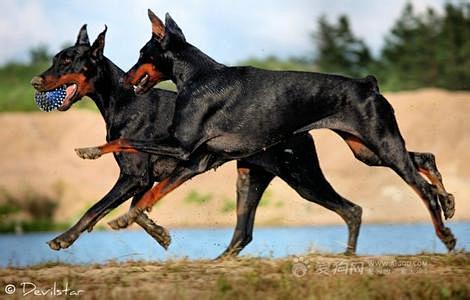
[442,193,455,220]
[47,231,79,251]
[108,207,143,230]
[343,248,357,256]
[136,214,171,250]
[441,227,457,252]
[75,147,102,160]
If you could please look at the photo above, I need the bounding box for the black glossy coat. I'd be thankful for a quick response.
[118,13,456,252]
[31,26,364,255]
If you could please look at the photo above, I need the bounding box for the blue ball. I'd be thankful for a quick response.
[34,86,67,112]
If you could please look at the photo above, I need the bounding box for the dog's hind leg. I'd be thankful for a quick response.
[217,162,274,259]
[410,152,455,219]
[337,95,456,251]
[377,149,456,251]
[284,180,362,255]
[336,130,455,219]
[274,135,362,255]
[47,174,144,251]
[234,134,363,255]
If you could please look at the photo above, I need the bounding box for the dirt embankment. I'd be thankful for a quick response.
[0,89,469,227]
[0,253,469,299]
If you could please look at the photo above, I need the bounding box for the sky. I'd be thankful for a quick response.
[0,0,457,70]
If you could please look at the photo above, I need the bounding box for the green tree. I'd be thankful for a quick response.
[381,3,424,90]
[380,2,470,90]
[313,15,372,77]
[436,3,470,89]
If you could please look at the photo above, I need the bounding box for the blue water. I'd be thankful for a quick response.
[1,222,469,267]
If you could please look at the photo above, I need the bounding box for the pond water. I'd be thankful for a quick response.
[1,222,469,267]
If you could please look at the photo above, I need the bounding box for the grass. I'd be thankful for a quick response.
[0,220,70,233]
[184,190,212,205]
[219,190,282,213]
[0,62,48,112]
[1,253,468,299]
[259,189,273,207]
[220,197,236,213]
[0,183,70,233]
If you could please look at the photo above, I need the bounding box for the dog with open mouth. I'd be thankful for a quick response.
[79,10,456,252]
[31,59,91,112]
[31,25,371,257]
[30,25,175,251]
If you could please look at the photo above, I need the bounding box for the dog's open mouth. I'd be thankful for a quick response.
[133,74,149,94]
[34,84,78,112]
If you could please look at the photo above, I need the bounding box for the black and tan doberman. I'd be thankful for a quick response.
[78,11,456,251]
[32,26,368,257]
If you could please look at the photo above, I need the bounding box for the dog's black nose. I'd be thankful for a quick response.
[31,76,44,89]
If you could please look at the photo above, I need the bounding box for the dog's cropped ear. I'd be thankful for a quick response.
[164,13,185,42]
[91,25,107,59]
[148,9,165,40]
[76,24,90,46]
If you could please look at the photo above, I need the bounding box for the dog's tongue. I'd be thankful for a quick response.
[34,86,67,112]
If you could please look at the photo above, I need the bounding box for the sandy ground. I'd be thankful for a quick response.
[0,89,469,227]
[0,253,469,299]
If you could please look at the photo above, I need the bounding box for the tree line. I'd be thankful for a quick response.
[245,2,470,91]
[317,2,470,90]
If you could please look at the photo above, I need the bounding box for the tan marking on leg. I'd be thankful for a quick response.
[135,178,186,210]
[97,138,139,155]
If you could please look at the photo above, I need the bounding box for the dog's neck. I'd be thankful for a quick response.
[88,57,176,140]
[89,58,132,124]
[168,43,224,90]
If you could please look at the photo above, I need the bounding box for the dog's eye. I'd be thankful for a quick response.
[62,58,72,65]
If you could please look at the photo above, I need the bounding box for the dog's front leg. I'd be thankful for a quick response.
[47,174,143,251]
[75,138,191,161]
[130,191,172,250]
[109,154,216,229]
